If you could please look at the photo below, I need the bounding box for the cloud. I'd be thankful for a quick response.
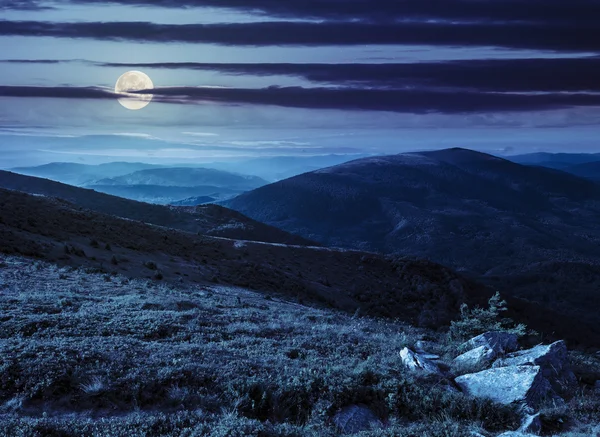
[0,0,51,10]
[6,58,600,93]
[0,85,113,99]
[94,58,600,93]
[182,132,219,137]
[3,84,600,114]
[0,59,64,64]
[0,20,599,51]
[5,0,600,25]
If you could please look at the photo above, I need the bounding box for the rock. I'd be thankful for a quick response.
[414,341,440,360]
[455,365,555,409]
[519,413,542,435]
[493,341,577,397]
[595,380,600,393]
[333,404,382,434]
[497,433,536,437]
[454,345,497,368]
[462,331,519,354]
[400,347,441,374]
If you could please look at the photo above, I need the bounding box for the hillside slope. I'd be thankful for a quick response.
[226,148,600,275]
[0,187,488,329]
[564,161,600,181]
[507,152,600,170]
[0,170,311,246]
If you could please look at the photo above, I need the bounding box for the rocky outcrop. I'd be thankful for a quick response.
[493,340,577,398]
[333,404,382,434]
[400,347,442,375]
[455,365,555,409]
[461,331,519,354]
[454,331,520,369]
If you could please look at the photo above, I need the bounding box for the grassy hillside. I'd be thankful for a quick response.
[0,187,486,329]
[1,255,598,436]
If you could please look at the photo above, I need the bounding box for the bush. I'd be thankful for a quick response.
[449,292,526,341]
[144,261,158,270]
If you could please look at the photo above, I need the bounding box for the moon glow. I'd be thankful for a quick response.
[115,71,154,110]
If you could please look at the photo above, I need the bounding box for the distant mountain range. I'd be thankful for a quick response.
[507,152,600,180]
[11,164,268,204]
[11,162,159,186]
[91,167,267,188]
[10,157,368,204]
[207,154,371,181]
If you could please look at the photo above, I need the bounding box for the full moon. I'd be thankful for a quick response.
[115,71,154,110]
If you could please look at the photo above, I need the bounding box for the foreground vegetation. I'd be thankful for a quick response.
[0,255,598,436]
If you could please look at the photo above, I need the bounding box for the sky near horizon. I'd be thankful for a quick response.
[1,0,600,167]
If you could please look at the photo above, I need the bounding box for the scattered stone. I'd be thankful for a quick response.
[455,365,555,409]
[497,433,536,437]
[414,340,440,360]
[454,345,497,368]
[333,404,382,434]
[400,347,441,374]
[493,341,577,397]
[462,331,519,354]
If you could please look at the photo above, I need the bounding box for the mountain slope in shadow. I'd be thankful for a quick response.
[226,148,600,275]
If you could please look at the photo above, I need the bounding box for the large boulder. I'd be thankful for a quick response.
[400,347,442,375]
[461,331,519,354]
[333,404,382,434]
[493,341,577,397]
[455,365,555,409]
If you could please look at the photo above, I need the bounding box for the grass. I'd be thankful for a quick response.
[0,254,598,436]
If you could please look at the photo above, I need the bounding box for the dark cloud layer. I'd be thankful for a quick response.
[2,85,600,114]
[0,85,112,99]
[0,20,599,52]
[0,0,50,10]
[4,0,600,25]
[94,58,600,93]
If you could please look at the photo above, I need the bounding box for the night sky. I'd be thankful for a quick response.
[1,0,600,167]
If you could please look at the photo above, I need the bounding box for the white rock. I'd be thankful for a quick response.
[400,347,441,374]
[455,365,554,409]
[454,345,497,368]
[497,433,536,437]
[493,340,576,397]
[519,413,542,434]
